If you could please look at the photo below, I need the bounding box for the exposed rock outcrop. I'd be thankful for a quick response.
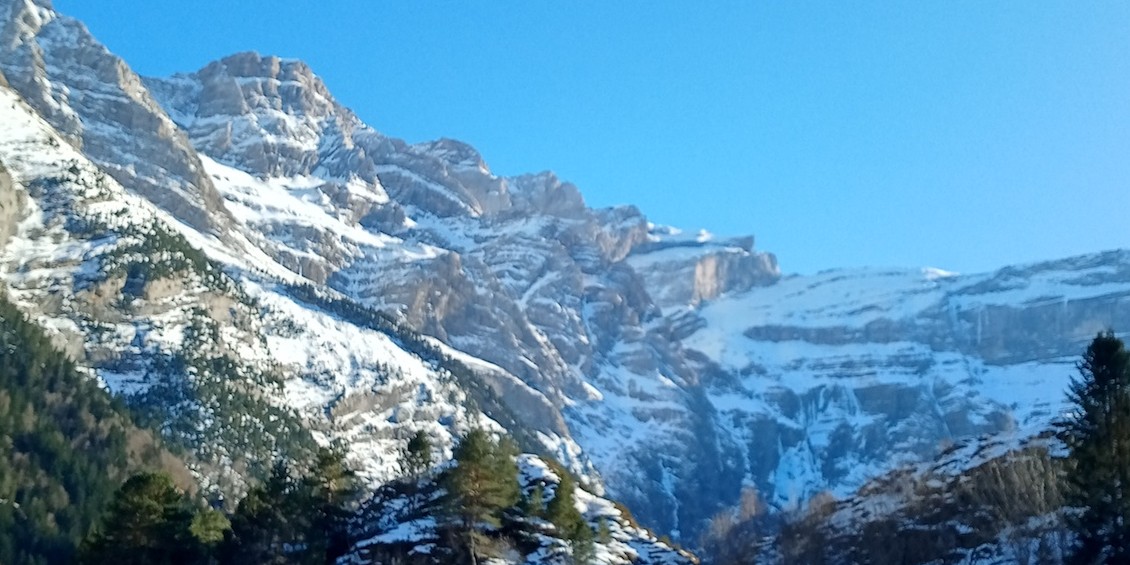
[0,0,230,234]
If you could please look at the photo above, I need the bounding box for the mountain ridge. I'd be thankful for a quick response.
[1,3,1129,560]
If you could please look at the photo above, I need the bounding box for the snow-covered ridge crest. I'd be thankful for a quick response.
[0,79,585,497]
[6,0,1130,551]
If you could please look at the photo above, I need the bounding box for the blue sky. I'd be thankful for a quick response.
[56,1,1130,274]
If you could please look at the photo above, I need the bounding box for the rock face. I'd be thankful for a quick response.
[2,2,1130,552]
[0,159,21,247]
[0,0,229,234]
[681,260,1130,511]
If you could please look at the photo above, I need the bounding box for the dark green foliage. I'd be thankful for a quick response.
[129,309,317,491]
[79,472,224,565]
[440,429,520,564]
[546,471,586,540]
[567,521,595,565]
[222,463,301,564]
[99,221,226,293]
[302,448,359,561]
[597,517,612,544]
[542,460,595,562]
[0,294,176,564]
[521,484,546,517]
[222,448,357,565]
[1063,331,1130,563]
[400,430,434,480]
[80,450,356,565]
[190,508,232,554]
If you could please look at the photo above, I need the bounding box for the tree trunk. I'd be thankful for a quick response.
[469,529,478,565]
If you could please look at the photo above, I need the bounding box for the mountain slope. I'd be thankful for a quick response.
[140,48,1130,541]
[0,291,188,565]
[0,0,230,234]
[0,75,580,497]
[143,51,783,538]
[2,1,1130,555]
[680,258,1130,508]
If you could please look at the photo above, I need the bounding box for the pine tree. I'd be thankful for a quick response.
[400,430,434,480]
[222,462,298,565]
[570,523,596,565]
[546,472,585,537]
[301,447,357,561]
[190,508,231,555]
[522,484,546,517]
[546,472,594,564]
[440,429,520,565]
[1063,331,1130,563]
[78,473,202,565]
[221,449,355,565]
[597,517,612,544]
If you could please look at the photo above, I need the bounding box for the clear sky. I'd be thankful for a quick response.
[54,1,1130,274]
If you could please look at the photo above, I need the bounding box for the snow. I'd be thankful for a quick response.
[343,454,693,564]
[5,14,1128,553]
[694,268,952,331]
[673,258,1118,506]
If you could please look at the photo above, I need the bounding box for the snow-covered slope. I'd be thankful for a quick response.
[2,1,1130,554]
[0,78,581,497]
[342,454,696,565]
[680,258,1130,508]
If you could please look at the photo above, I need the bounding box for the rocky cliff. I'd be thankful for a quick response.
[0,2,1127,555]
[0,0,230,233]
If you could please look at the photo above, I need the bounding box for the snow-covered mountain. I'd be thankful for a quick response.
[681,258,1130,508]
[1,0,1129,558]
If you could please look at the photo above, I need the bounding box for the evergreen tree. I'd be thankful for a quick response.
[522,484,546,518]
[300,448,357,561]
[1063,331,1130,563]
[222,462,299,565]
[0,295,179,565]
[546,472,594,564]
[546,472,585,538]
[597,517,612,544]
[440,429,520,565]
[190,508,231,555]
[221,448,355,565]
[569,522,596,565]
[400,430,434,480]
[79,473,205,565]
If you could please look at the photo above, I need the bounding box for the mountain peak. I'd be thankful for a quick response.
[411,137,488,172]
[0,0,231,234]
[146,50,365,179]
[203,51,322,89]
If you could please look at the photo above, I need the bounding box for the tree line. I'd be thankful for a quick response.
[78,447,354,565]
[76,428,600,565]
[0,295,180,565]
